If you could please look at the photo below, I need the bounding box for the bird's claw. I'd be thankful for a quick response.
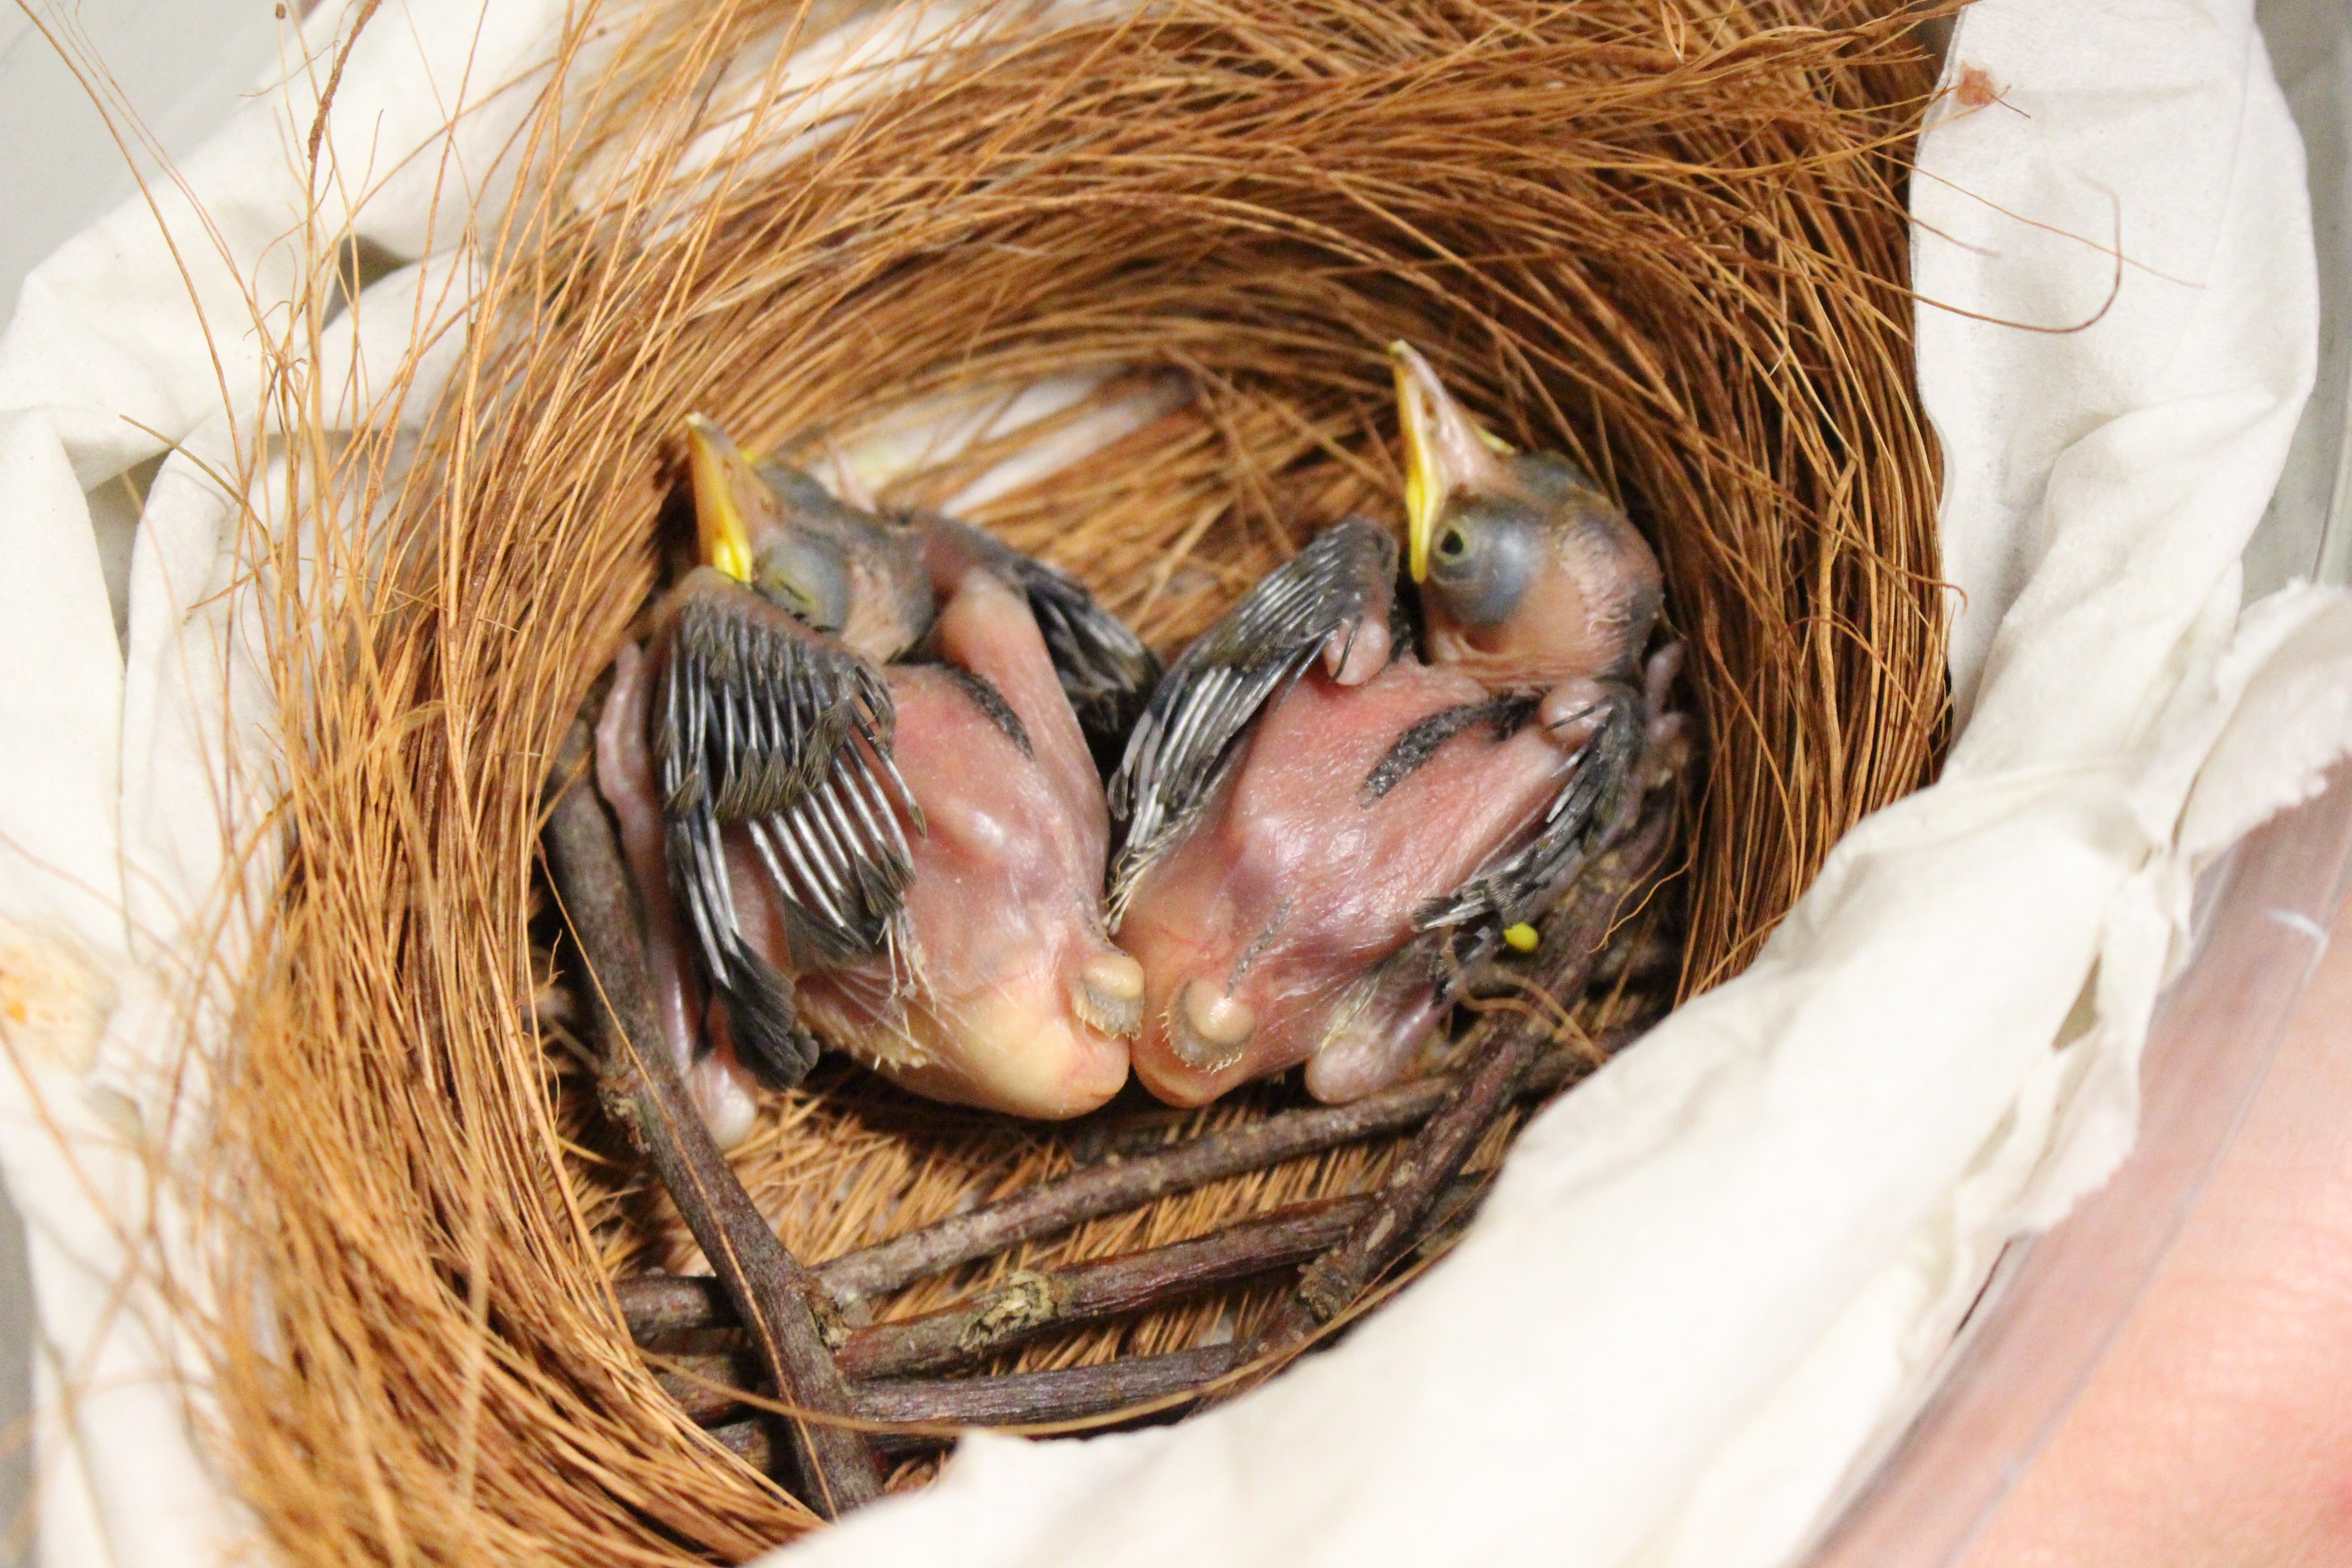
[1638,640,1692,787]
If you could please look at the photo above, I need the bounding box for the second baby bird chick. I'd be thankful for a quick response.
[1107,344,1674,1107]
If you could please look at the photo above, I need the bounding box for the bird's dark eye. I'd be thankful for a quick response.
[1423,511,1538,627]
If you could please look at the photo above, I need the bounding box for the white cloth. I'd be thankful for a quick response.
[0,6,554,1565]
[0,2,2340,1567]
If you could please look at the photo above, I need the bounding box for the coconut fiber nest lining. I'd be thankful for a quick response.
[199,0,1947,1562]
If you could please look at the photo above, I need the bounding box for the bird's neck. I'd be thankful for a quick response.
[1422,613,1616,693]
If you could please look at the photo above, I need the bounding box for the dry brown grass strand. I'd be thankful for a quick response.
[197,0,1947,1563]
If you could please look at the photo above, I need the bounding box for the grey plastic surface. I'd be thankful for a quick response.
[1799,1,2352,1559]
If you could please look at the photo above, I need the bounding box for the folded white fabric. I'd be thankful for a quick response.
[0,2,2338,1567]
[0,9,555,1565]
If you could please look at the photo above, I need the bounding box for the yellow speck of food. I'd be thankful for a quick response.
[0,921,118,1074]
[1503,922,1539,953]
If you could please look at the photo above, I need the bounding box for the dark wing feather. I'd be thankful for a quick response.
[655,581,921,1087]
[1023,567,1163,770]
[1408,680,1646,999]
[1106,517,1398,924]
[924,517,1161,768]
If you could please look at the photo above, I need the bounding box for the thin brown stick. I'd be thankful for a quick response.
[304,0,384,171]
[842,1197,1367,1379]
[1240,790,1680,1382]
[542,727,882,1516]
[855,1345,1246,1426]
[853,1181,1465,1378]
[809,1089,1454,1307]
[708,1345,1248,1463]
[657,1350,775,1426]
[614,1066,1596,1340]
[648,1175,1487,1411]
[807,1049,1593,1309]
[617,1275,736,1339]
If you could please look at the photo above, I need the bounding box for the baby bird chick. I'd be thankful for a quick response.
[1107,344,1669,1107]
[599,416,1157,1128]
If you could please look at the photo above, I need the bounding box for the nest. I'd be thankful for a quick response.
[194,0,1946,1562]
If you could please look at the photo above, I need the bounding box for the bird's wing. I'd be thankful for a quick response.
[923,517,1162,767]
[655,582,921,1086]
[1408,679,1647,999]
[1107,517,1399,923]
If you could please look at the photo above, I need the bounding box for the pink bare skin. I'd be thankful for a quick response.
[1118,653,1584,1107]
[727,567,1137,1118]
[594,642,764,1149]
[1958,884,2352,1568]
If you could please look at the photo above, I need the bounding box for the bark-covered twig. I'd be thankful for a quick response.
[799,1045,1597,1312]
[706,1345,1248,1464]
[610,1043,1615,1341]
[543,725,882,1516]
[809,1087,1456,1308]
[853,1343,1245,1426]
[836,1191,1424,1380]
[1236,790,1678,1384]
[650,1176,1487,1418]
[617,1274,736,1339]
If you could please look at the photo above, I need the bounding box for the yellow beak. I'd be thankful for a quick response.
[685,413,758,583]
[1388,341,1513,584]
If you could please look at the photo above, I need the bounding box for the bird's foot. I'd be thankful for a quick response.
[684,1044,762,1151]
[1642,638,1685,710]
[1539,675,1610,748]
[1320,614,1391,686]
[1303,981,1445,1103]
[1643,711,1692,787]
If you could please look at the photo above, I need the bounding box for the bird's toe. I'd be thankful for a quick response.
[1540,676,1609,746]
[1643,639,1685,708]
[1321,616,1391,686]
[686,1047,764,1151]
[1303,987,1444,1104]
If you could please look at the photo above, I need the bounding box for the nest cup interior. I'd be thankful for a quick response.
[207,1,1948,1562]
